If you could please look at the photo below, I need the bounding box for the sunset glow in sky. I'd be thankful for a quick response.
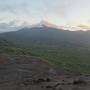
[0,0,90,31]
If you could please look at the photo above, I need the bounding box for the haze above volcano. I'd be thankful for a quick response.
[0,0,90,32]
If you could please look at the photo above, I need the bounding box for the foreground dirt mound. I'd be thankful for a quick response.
[0,55,90,90]
[0,55,10,64]
[0,55,57,76]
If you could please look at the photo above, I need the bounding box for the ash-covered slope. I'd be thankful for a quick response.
[0,55,90,90]
[0,55,56,78]
[0,55,57,90]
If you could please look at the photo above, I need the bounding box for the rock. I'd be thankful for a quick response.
[73,78,87,85]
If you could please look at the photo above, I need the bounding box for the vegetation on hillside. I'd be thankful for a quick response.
[0,27,90,75]
[0,39,90,75]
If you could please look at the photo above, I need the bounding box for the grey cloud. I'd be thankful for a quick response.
[0,0,30,15]
[42,0,72,18]
[0,20,21,33]
[1,6,16,14]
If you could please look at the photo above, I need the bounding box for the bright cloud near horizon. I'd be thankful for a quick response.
[0,0,90,31]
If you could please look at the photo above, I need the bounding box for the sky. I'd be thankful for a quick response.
[0,0,90,31]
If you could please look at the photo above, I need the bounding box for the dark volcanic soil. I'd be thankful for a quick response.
[0,55,90,90]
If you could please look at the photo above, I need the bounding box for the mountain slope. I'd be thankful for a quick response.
[0,26,90,74]
[0,26,90,48]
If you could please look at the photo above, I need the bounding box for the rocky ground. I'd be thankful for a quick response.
[0,55,90,90]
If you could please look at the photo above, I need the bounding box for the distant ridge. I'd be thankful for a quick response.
[0,24,90,48]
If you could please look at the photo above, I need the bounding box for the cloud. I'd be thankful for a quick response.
[0,0,72,18]
[42,0,72,18]
[0,0,30,15]
[0,6,16,14]
[77,24,90,30]
[0,0,90,28]
[0,20,22,33]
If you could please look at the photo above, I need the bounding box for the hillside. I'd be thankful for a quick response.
[0,26,90,48]
[0,26,90,74]
[0,55,90,90]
